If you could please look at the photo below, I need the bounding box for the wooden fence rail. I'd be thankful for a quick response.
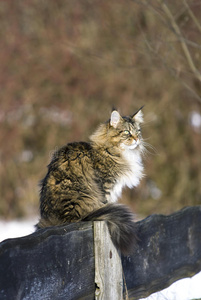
[0,206,201,300]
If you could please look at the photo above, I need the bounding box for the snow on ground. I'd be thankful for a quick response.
[0,219,201,300]
[0,218,36,242]
[140,272,201,300]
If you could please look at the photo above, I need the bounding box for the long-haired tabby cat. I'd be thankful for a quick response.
[37,108,145,254]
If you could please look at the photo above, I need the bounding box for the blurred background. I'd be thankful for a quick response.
[0,0,201,221]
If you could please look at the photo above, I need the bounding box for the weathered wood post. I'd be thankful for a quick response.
[94,221,123,300]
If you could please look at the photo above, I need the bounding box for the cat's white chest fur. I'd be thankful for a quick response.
[109,148,144,203]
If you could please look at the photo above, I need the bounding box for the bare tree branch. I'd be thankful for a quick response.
[141,34,201,103]
[158,0,201,82]
[183,0,201,34]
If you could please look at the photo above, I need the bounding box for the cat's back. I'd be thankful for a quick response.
[50,141,93,167]
[41,141,96,197]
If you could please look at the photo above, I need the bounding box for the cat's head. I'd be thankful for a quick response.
[90,107,144,152]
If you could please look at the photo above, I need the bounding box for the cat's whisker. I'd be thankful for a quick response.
[141,137,152,142]
[142,141,156,150]
[140,147,150,159]
[140,140,158,156]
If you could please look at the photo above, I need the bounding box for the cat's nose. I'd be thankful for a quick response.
[135,138,140,146]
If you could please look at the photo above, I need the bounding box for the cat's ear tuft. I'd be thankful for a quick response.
[110,110,121,128]
[132,106,144,123]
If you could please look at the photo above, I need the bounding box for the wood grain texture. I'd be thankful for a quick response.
[0,206,201,300]
[94,221,123,300]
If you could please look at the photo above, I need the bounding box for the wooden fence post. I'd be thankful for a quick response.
[94,221,123,300]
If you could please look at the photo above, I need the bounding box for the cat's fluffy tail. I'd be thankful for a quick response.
[82,203,138,255]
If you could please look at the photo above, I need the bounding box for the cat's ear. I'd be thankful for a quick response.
[110,110,121,128]
[132,106,144,123]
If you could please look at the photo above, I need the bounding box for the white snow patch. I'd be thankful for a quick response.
[140,271,201,300]
[189,111,201,133]
[0,219,37,242]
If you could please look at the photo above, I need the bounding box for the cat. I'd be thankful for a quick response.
[36,108,145,254]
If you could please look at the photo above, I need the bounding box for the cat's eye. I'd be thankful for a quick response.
[124,130,130,135]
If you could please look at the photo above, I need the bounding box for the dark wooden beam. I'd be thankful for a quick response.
[122,205,201,299]
[0,206,201,300]
[0,222,95,300]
